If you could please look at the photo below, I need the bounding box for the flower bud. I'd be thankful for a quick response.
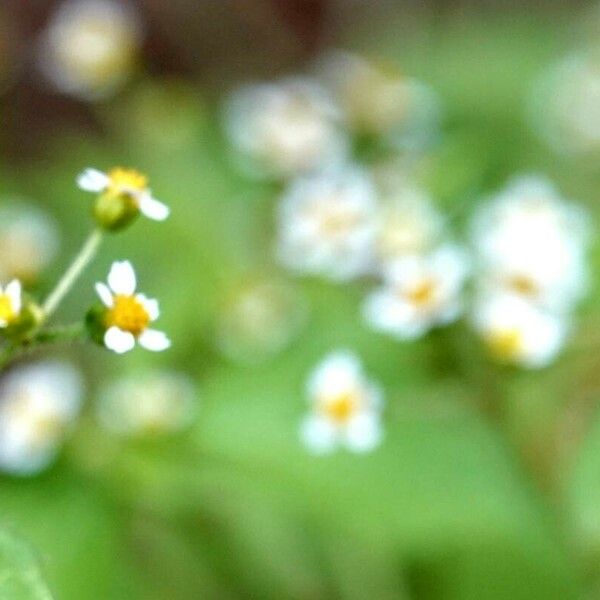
[92,190,139,231]
[85,304,108,346]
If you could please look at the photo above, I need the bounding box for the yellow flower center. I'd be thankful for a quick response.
[486,328,523,361]
[406,279,437,307]
[105,294,150,336]
[320,392,359,424]
[107,168,148,195]
[0,293,16,324]
[507,275,538,297]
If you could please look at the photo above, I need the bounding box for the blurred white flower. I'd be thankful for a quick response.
[471,175,590,312]
[300,351,383,454]
[530,53,600,154]
[0,280,22,329]
[276,167,378,281]
[473,294,567,368]
[0,361,83,476]
[373,181,444,270]
[39,0,142,101]
[0,203,59,283]
[224,77,347,178]
[96,371,196,437]
[215,278,307,364]
[363,245,469,339]
[316,50,439,149]
[77,167,169,222]
[95,260,170,354]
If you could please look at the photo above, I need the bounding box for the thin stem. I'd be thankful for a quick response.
[42,228,103,320]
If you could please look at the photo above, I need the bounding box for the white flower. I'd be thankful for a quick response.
[473,293,567,368]
[96,371,196,437]
[224,77,347,178]
[316,51,440,149]
[215,278,308,364]
[95,260,170,354]
[77,166,169,221]
[0,280,22,328]
[300,351,384,454]
[472,176,589,311]
[0,361,83,476]
[0,202,59,283]
[276,167,378,281]
[363,245,469,339]
[38,0,142,101]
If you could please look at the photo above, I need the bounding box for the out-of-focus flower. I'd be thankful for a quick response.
[373,180,444,270]
[471,176,590,312]
[224,77,347,179]
[96,371,196,437]
[0,280,22,329]
[78,167,169,229]
[39,0,142,101]
[0,203,60,283]
[530,53,600,154]
[363,245,469,339]
[215,278,308,364]
[276,167,378,282]
[316,51,439,149]
[300,351,383,454]
[94,260,170,354]
[0,361,83,476]
[473,294,567,368]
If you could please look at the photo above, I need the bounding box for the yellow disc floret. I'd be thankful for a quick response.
[406,279,437,308]
[486,328,523,362]
[0,294,17,324]
[105,294,150,336]
[320,392,359,424]
[107,167,148,195]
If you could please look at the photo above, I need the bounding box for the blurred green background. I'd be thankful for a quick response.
[2,1,600,598]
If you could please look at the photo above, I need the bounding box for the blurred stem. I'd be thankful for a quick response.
[42,228,103,321]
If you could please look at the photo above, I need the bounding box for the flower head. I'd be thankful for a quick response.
[363,245,469,339]
[276,167,378,282]
[300,351,384,454]
[0,361,83,476]
[78,166,169,230]
[94,260,170,353]
[0,280,22,329]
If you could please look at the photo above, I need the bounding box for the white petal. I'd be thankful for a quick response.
[95,282,114,307]
[139,194,170,221]
[299,415,337,454]
[104,327,135,354]
[344,413,382,453]
[77,168,109,192]
[136,294,159,320]
[5,280,21,314]
[138,329,171,352]
[107,260,136,295]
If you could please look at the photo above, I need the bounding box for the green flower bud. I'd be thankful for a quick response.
[93,190,140,232]
[85,304,108,346]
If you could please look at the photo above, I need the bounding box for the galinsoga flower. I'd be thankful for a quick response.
[276,167,378,282]
[363,245,469,340]
[96,370,196,437]
[0,361,83,476]
[0,280,22,329]
[473,294,566,369]
[300,351,384,454]
[224,77,347,179]
[95,260,170,354]
[78,166,169,226]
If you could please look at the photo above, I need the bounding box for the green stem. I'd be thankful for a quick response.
[42,228,103,321]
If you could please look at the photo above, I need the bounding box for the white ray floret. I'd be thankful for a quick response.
[95,260,170,354]
[300,351,384,454]
[363,245,469,340]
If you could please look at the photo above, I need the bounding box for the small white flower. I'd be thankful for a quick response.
[224,77,347,178]
[276,167,378,282]
[363,245,469,339]
[472,175,589,311]
[38,0,142,101]
[95,260,170,354]
[0,280,22,328]
[77,166,169,221]
[473,293,567,368]
[96,371,196,437]
[300,351,383,454]
[0,361,83,476]
[0,202,59,283]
